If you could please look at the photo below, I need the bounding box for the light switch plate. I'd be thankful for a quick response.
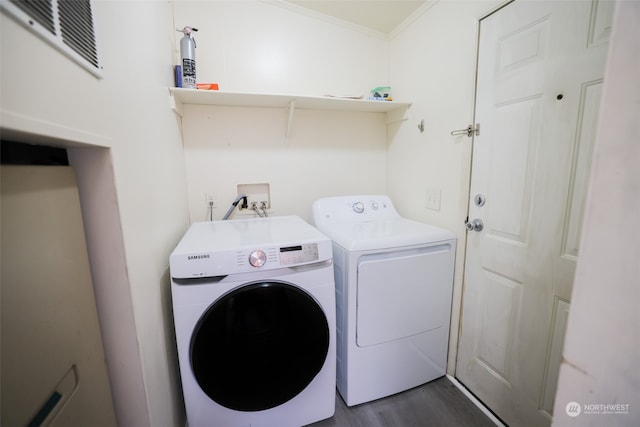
[426,188,441,211]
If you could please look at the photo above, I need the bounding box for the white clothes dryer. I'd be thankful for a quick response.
[312,195,456,407]
[170,216,336,427]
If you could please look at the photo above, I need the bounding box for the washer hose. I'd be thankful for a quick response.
[222,194,248,220]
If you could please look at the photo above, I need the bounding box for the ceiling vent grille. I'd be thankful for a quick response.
[10,0,55,34]
[1,0,102,78]
[58,0,98,68]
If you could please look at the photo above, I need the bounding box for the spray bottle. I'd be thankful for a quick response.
[177,26,198,89]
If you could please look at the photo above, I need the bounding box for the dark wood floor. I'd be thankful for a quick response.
[309,377,496,427]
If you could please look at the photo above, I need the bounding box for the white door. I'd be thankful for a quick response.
[456,1,613,426]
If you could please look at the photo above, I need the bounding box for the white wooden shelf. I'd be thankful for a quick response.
[169,87,412,114]
[169,88,411,138]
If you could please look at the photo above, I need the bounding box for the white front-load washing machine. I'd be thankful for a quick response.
[312,195,456,407]
[170,216,336,427]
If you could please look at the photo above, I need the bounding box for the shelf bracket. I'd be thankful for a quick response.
[286,99,296,139]
[169,92,183,117]
[386,103,411,125]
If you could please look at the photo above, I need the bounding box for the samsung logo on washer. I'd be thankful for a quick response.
[188,254,210,260]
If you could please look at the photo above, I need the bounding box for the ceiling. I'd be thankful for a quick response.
[282,0,428,34]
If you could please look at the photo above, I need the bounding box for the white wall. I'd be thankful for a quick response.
[171,0,389,96]
[1,1,189,426]
[183,105,388,222]
[552,1,640,425]
[387,0,504,375]
[172,0,391,222]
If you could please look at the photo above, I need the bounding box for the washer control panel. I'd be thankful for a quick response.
[279,243,319,266]
[170,216,333,279]
[238,243,319,270]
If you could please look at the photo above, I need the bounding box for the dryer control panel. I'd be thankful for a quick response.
[312,195,400,224]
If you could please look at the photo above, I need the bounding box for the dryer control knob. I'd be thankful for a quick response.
[353,202,365,213]
[249,250,267,267]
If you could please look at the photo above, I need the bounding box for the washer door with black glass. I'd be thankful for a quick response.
[190,281,330,411]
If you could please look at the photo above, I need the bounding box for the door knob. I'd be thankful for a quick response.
[465,218,484,232]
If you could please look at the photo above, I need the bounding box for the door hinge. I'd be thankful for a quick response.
[451,123,480,137]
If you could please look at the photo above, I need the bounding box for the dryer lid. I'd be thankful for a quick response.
[315,217,455,251]
[312,195,455,251]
